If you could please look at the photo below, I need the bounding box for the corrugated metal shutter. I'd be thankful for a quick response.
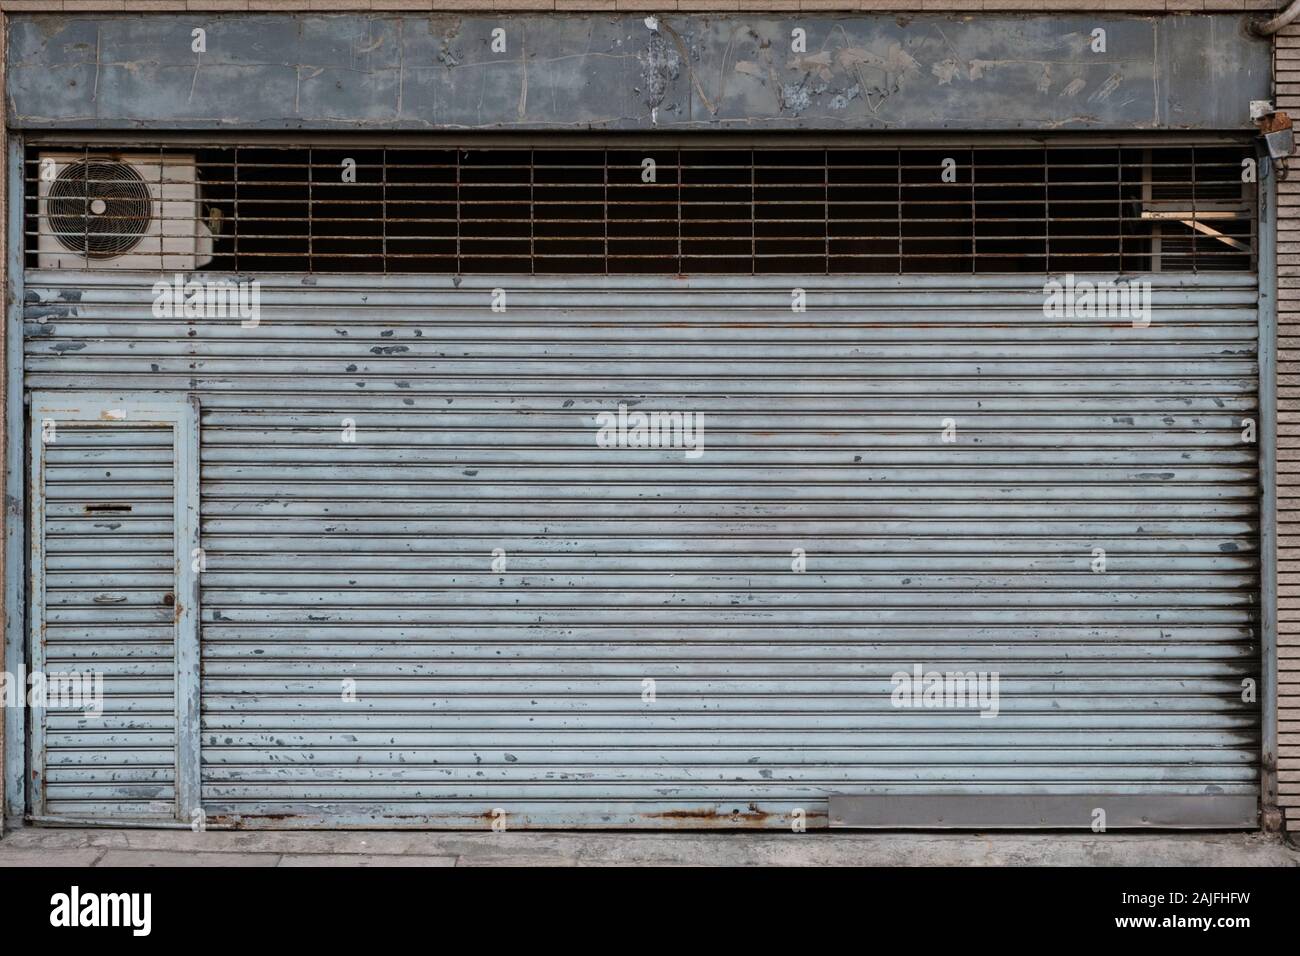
[28,394,201,822]
[23,271,1261,828]
[33,420,178,817]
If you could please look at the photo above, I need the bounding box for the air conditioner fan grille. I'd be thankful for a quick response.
[47,160,152,258]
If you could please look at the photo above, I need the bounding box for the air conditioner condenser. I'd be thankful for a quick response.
[37,152,214,271]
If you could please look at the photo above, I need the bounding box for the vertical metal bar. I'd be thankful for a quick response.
[749,146,755,274]
[25,400,46,817]
[174,396,202,823]
[381,147,388,276]
[1042,145,1050,270]
[823,147,829,276]
[157,145,165,275]
[896,147,903,272]
[455,150,462,274]
[233,147,239,269]
[307,146,314,271]
[1118,146,1124,272]
[675,148,682,273]
[1257,142,1280,828]
[4,135,28,824]
[1252,152,1260,274]
[603,147,609,277]
[969,147,976,273]
[1191,145,1199,272]
[529,148,535,276]
[81,146,89,269]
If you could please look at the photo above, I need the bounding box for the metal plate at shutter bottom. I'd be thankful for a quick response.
[23,272,1262,829]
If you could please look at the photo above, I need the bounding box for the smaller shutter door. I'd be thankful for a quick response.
[30,394,200,822]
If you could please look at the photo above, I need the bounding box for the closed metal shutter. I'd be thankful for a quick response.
[24,270,1260,828]
[28,394,200,822]
[36,423,177,818]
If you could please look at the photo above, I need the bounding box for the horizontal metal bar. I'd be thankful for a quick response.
[20,131,1260,148]
[24,270,1261,288]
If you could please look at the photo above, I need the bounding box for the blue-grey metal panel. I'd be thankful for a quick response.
[28,393,200,821]
[4,13,1271,132]
[21,272,1261,828]
[3,136,26,825]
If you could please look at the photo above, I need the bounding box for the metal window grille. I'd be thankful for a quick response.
[25,143,1257,275]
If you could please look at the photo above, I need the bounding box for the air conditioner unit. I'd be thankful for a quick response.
[37,152,214,271]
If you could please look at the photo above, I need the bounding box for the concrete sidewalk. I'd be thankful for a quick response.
[0,827,1296,867]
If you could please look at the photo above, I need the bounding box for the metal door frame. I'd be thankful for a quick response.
[26,392,200,824]
[3,134,25,825]
[1257,144,1280,829]
[0,131,1279,829]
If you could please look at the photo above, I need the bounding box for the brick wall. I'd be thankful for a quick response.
[1276,22,1300,832]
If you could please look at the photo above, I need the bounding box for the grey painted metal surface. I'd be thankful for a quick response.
[19,270,1261,828]
[27,394,200,821]
[4,136,27,825]
[4,14,1271,132]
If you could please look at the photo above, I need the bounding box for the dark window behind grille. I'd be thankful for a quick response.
[24,143,1256,275]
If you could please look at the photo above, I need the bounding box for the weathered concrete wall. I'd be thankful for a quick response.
[0,3,1286,14]
[5,12,1272,130]
[0,2,1284,14]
